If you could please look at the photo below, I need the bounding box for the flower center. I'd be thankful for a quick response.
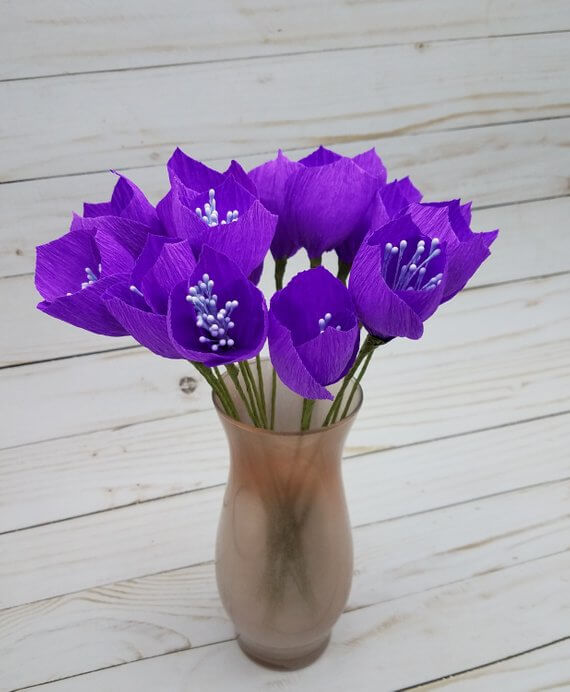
[318,312,342,333]
[186,273,238,351]
[67,265,101,295]
[195,189,239,227]
[382,238,442,292]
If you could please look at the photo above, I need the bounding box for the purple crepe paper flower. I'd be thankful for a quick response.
[157,154,276,279]
[103,236,196,358]
[76,173,164,234]
[35,230,129,336]
[349,205,498,340]
[336,176,422,267]
[69,173,166,269]
[35,170,170,336]
[268,267,360,400]
[163,148,257,200]
[406,200,499,302]
[168,246,268,366]
[248,146,386,261]
[248,149,303,261]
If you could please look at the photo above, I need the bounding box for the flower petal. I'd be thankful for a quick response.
[92,218,154,277]
[84,174,162,233]
[248,150,301,215]
[382,177,423,216]
[352,148,387,184]
[103,283,181,358]
[296,321,359,386]
[268,311,333,400]
[298,145,342,167]
[166,148,225,190]
[140,239,196,314]
[37,275,128,336]
[35,232,99,301]
[284,157,377,258]
[166,148,257,195]
[249,262,264,285]
[225,160,258,196]
[442,231,497,302]
[406,202,459,248]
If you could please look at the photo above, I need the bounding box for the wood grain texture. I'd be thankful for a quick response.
[1,379,568,533]
[1,471,568,688]
[1,412,568,611]
[2,5,570,689]
[21,551,570,691]
[3,0,569,80]
[5,194,568,368]
[3,273,569,452]
[0,470,570,687]
[2,34,569,182]
[2,117,568,280]
[421,639,570,690]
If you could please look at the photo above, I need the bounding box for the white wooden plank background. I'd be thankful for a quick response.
[1,2,569,690]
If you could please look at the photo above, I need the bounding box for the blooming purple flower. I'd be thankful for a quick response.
[406,200,498,301]
[157,151,277,280]
[103,236,196,358]
[249,146,385,261]
[35,229,131,336]
[336,176,422,267]
[34,143,500,433]
[268,267,359,399]
[349,205,498,340]
[248,149,303,261]
[75,173,164,235]
[35,171,173,336]
[162,147,256,202]
[168,246,268,366]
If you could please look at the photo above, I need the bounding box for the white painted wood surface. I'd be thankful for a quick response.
[1,2,569,691]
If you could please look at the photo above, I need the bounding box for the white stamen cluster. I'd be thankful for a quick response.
[186,274,238,351]
[195,189,239,227]
[382,238,442,292]
[318,312,342,333]
[67,264,101,296]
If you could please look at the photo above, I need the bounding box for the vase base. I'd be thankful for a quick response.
[237,633,331,670]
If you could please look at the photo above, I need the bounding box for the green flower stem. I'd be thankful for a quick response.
[323,333,385,426]
[213,366,239,420]
[309,255,322,268]
[237,361,264,427]
[191,361,235,418]
[226,363,261,426]
[337,259,351,285]
[270,257,288,433]
[300,398,316,431]
[275,257,287,291]
[340,350,373,420]
[270,368,277,430]
[255,354,268,426]
[242,360,267,428]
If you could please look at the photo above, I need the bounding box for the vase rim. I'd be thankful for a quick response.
[211,364,364,437]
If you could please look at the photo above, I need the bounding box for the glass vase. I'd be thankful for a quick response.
[214,362,362,670]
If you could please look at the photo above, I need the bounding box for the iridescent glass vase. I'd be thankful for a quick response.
[214,362,362,669]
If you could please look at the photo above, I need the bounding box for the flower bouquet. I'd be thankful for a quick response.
[35,145,497,669]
